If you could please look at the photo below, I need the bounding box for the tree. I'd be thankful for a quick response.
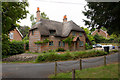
[82,27,95,44]
[2,2,29,34]
[83,2,120,35]
[30,11,49,26]
[2,2,29,55]
[17,25,30,38]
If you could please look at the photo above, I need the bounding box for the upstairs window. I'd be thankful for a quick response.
[72,31,76,36]
[49,41,53,46]
[9,33,14,39]
[79,32,82,36]
[49,30,56,35]
[79,41,83,47]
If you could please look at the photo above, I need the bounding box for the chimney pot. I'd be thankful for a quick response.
[63,15,67,22]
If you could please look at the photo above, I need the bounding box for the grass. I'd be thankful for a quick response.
[49,63,119,78]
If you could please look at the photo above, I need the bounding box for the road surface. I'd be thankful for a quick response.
[2,52,119,78]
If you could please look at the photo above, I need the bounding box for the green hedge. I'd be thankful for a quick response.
[9,41,25,55]
[2,40,25,57]
[35,50,107,62]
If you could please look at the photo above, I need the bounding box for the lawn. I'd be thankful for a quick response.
[49,63,119,78]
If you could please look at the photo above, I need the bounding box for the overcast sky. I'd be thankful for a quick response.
[18,0,88,28]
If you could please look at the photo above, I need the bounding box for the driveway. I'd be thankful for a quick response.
[2,52,119,78]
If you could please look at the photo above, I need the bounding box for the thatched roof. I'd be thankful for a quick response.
[29,19,85,37]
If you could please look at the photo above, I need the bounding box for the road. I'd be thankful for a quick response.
[2,52,119,78]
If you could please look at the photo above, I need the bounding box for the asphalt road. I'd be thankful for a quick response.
[2,52,119,78]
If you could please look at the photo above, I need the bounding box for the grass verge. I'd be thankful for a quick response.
[49,63,119,78]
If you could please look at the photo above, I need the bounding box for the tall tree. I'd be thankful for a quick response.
[2,2,29,34]
[83,2,120,35]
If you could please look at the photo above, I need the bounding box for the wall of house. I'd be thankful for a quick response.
[29,29,41,52]
[10,29,22,41]
[92,29,107,38]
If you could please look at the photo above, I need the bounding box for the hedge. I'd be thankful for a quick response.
[35,50,107,62]
[2,40,25,57]
[9,41,25,55]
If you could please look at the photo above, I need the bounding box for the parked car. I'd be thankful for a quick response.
[92,45,96,48]
[96,44,102,48]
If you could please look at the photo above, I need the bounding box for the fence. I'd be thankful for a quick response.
[54,55,108,79]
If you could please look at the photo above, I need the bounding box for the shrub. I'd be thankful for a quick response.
[9,40,25,55]
[24,40,29,50]
[85,43,93,50]
[35,50,108,62]
[56,48,65,52]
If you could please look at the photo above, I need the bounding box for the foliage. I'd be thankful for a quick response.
[17,25,30,38]
[83,2,120,35]
[94,33,106,43]
[63,37,74,46]
[30,12,49,26]
[9,40,25,55]
[56,48,65,52]
[49,63,118,78]
[85,43,93,50]
[2,40,25,57]
[41,12,49,19]
[2,34,10,56]
[2,2,29,34]
[34,39,49,44]
[35,50,107,62]
[82,28,95,44]
[23,40,29,50]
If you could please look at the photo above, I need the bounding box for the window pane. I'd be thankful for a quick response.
[80,32,82,36]
[59,41,61,46]
[49,41,53,46]
[63,42,65,47]
[79,41,83,47]
[9,33,13,39]
[72,32,76,36]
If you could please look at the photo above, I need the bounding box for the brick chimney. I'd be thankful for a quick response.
[63,15,67,22]
[36,7,40,22]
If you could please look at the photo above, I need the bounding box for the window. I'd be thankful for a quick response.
[9,33,13,39]
[79,32,82,36]
[63,42,65,47]
[79,41,83,47]
[50,30,56,35]
[49,41,53,46]
[59,41,61,46]
[32,30,34,35]
[72,31,76,36]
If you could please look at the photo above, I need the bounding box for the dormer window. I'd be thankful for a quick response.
[49,30,56,35]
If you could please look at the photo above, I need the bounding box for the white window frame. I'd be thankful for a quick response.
[9,32,14,39]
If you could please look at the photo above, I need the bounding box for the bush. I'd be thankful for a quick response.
[85,43,93,50]
[35,50,108,62]
[24,40,29,50]
[9,41,25,55]
[56,48,65,52]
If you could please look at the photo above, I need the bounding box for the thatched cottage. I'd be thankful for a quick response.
[29,7,90,52]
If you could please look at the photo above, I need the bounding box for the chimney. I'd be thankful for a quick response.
[63,15,67,22]
[36,7,40,22]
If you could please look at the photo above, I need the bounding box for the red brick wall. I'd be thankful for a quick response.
[29,30,86,52]
[92,29,107,38]
[10,29,22,41]
[29,29,41,52]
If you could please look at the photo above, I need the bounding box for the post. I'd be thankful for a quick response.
[104,56,106,66]
[72,68,75,80]
[55,61,57,76]
[79,58,82,70]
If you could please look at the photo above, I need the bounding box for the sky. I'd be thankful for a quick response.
[18,0,88,28]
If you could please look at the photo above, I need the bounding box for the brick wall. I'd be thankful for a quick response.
[10,29,22,41]
[29,29,41,52]
[29,30,86,52]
